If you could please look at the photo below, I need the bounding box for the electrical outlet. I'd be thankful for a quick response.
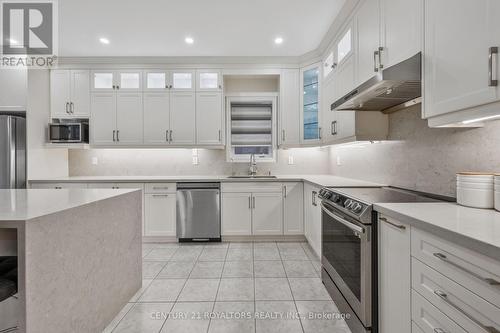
[336,156,342,166]
[91,157,98,165]
[288,155,294,165]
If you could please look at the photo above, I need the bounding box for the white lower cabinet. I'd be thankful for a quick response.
[378,215,411,333]
[283,182,304,235]
[144,193,176,237]
[304,183,321,257]
[252,192,283,235]
[30,182,86,189]
[221,192,252,236]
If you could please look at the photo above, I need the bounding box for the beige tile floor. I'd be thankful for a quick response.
[103,242,351,333]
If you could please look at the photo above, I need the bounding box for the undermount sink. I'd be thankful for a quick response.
[227,175,277,179]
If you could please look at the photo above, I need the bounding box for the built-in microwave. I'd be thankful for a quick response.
[49,122,89,143]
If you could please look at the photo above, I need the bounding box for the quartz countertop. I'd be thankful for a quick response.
[28,174,385,188]
[0,189,139,221]
[374,202,500,258]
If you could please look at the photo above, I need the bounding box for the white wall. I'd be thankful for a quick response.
[329,105,500,197]
[68,147,330,176]
[27,69,69,179]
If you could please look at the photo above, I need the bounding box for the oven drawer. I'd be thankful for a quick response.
[411,228,500,309]
[412,290,467,333]
[412,258,500,332]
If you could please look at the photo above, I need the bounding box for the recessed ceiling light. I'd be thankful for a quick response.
[185,37,194,45]
[99,37,110,45]
[274,37,284,45]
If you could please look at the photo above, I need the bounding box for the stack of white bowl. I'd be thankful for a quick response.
[495,175,500,211]
[457,172,494,209]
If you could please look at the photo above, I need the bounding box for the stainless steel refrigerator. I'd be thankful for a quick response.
[0,115,26,189]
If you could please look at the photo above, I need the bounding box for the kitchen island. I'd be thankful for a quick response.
[0,189,142,333]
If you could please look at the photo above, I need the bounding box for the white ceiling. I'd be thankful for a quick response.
[58,0,346,57]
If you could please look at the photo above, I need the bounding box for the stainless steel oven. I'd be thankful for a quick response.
[49,122,89,143]
[321,200,374,333]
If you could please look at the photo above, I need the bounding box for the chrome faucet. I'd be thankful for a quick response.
[249,154,257,176]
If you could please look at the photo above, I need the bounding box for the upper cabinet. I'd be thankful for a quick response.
[50,70,90,118]
[423,0,500,127]
[171,70,195,91]
[279,69,301,147]
[355,0,381,85]
[196,70,222,91]
[143,70,170,91]
[300,63,321,144]
[91,70,142,92]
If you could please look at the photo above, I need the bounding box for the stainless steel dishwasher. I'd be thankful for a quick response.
[176,182,221,242]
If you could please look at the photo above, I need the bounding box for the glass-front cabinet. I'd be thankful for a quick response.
[300,63,321,143]
[91,70,142,91]
[171,70,195,91]
[143,70,170,91]
[196,70,222,91]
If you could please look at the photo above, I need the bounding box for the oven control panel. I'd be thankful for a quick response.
[318,188,368,216]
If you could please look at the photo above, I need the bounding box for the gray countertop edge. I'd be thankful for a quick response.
[374,204,500,260]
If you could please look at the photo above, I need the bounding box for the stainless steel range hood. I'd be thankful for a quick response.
[331,52,421,112]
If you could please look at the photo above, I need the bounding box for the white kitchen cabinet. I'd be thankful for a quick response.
[283,182,304,235]
[87,183,143,189]
[424,0,500,126]
[143,93,170,145]
[170,91,196,145]
[304,183,321,257]
[144,193,176,237]
[196,92,223,145]
[91,92,143,146]
[0,67,26,110]
[252,193,283,235]
[91,93,117,145]
[196,70,222,91]
[50,70,90,118]
[279,69,301,147]
[300,63,322,144]
[171,70,195,91]
[378,215,411,333]
[380,0,422,69]
[91,71,115,91]
[222,192,253,236]
[355,0,380,85]
[143,70,170,91]
[91,70,142,92]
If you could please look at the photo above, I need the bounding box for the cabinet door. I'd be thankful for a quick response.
[381,0,422,68]
[283,182,304,235]
[300,64,321,144]
[279,69,301,146]
[50,70,71,118]
[222,193,252,236]
[252,193,283,235]
[196,70,222,91]
[91,93,116,145]
[378,216,411,333]
[196,92,223,145]
[117,71,142,92]
[70,70,90,117]
[321,76,338,144]
[424,0,498,118]
[116,93,143,145]
[170,91,196,145]
[91,71,115,91]
[311,190,322,258]
[143,70,170,91]
[355,0,381,85]
[170,70,195,91]
[144,193,176,236]
[143,93,170,145]
[303,184,314,245]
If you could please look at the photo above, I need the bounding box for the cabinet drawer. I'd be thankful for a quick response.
[145,183,176,193]
[412,290,467,333]
[222,182,282,193]
[412,258,500,332]
[87,183,144,190]
[411,228,500,309]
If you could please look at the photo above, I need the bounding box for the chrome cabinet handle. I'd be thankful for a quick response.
[312,191,317,206]
[218,130,221,142]
[282,129,286,142]
[434,329,447,333]
[152,186,169,190]
[374,50,379,72]
[489,46,498,86]
[331,121,338,135]
[252,196,255,209]
[116,85,120,90]
[433,290,500,333]
[112,130,116,142]
[65,102,69,113]
[433,252,500,286]
[70,102,74,114]
[152,194,168,197]
[379,217,406,230]
[169,130,173,142]
[320,202,365,234]
[378,47,384,69]
[112,85,116,90]
[54,186,62,189]
[218,84,222,89]
[166,130,169,142]
[116,130,120,142]
[318,127,322,140]
[283,185,287,198]
[248,196,251,209]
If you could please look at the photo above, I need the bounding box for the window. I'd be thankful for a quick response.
[302,67,319,141]
[324,51,334,78]
[337,29,352,63]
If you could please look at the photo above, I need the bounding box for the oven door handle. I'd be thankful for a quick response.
[321,202,365,234]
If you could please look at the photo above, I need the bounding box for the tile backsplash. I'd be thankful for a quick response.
[329,105,500,197]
